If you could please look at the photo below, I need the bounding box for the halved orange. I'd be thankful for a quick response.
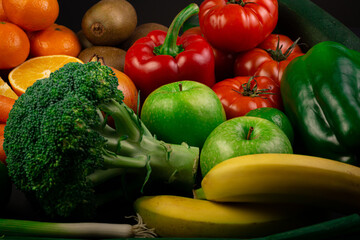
[0,76,18,100]
[8,55,83,95]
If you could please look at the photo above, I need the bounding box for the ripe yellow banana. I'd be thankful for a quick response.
[200,153,360,211]
[134,195,313,238]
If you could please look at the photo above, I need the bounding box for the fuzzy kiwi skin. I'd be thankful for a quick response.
[78,46,126,72]
[77,30,94,49]
[120,23,169,50]
[81,0,137,46]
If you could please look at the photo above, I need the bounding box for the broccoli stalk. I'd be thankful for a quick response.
[93,98,198,188]
[4,62,199,219]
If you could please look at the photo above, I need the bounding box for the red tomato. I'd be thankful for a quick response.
[212,76,282,119]
[234,34,304,84]
[182,26,237,81]
[199,0,278,52]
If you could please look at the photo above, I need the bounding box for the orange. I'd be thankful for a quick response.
[0,76,17,99]
[29,24,82,58]
[0,21,30,69]
[105,68,138,128]
[0,134,6,164]
[8,55,83,95]
[2,0,59,32]
[113,67,138,112]
[0,0,8,21]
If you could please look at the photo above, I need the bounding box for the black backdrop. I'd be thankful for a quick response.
[57,0,360,37]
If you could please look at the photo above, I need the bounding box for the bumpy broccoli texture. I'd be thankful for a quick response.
[4,62,199,219]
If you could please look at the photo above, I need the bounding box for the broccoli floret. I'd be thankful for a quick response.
[4,62,199,219]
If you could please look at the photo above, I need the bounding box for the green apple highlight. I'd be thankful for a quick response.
[200,116,293,177]
[140,80,226,148]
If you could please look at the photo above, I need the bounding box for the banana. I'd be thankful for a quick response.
[134,195,313,238]
[200,153,360,211]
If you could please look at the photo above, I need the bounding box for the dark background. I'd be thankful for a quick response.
[57,0,360,37]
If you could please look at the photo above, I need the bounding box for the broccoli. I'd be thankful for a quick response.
[4,61,199,219]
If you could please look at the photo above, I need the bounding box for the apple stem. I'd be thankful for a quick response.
[247,127,254,140]
[179,83,183,91]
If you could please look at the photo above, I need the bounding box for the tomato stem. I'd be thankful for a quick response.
[227,0,257,7]
[232,76,276,98]
[265,36,301,62]
[247,126,254,140]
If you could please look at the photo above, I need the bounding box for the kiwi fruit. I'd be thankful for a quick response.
[76,30,94,49]
[78,46,126,71]
[120,23,169,50]
[81,0,137,46]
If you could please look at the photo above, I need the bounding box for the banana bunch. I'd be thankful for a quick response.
[199,153,360,211]
[135,153,360,238]
[134,195,313,238]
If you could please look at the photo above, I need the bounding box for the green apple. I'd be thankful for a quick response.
[140,80,226,148]
[200,116,293,177]
[245,107,294,145]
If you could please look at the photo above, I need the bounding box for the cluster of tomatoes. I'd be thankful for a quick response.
[194,0,304,119]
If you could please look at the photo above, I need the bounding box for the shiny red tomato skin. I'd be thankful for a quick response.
[234,34,304,84]
[199,0,278,52]
[212,76,282,119]
[257,34,302,52]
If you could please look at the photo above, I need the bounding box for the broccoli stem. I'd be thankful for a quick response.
[98,99,152,141]
[92,99,200,195]
[0,215,157,238]
[102,149,148,168]
[87,168,125,186]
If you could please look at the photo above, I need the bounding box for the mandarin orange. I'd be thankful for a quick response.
[113,67,138,112]
[29,24,82,57]
[0,0,8,21]
[2,0,59,31]
[0,21,30,69]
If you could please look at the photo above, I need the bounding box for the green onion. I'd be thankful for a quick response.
[0,214,156,239]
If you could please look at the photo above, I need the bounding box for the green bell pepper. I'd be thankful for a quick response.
[281,41,360,165]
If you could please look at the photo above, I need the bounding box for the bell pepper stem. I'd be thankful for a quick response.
[154,3,199,57]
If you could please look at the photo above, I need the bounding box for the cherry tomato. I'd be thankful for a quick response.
[234,34,304,84]
[212,76,282,119]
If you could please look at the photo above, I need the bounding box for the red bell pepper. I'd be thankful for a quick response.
[182,26,237,82]
[124,4,216,103]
